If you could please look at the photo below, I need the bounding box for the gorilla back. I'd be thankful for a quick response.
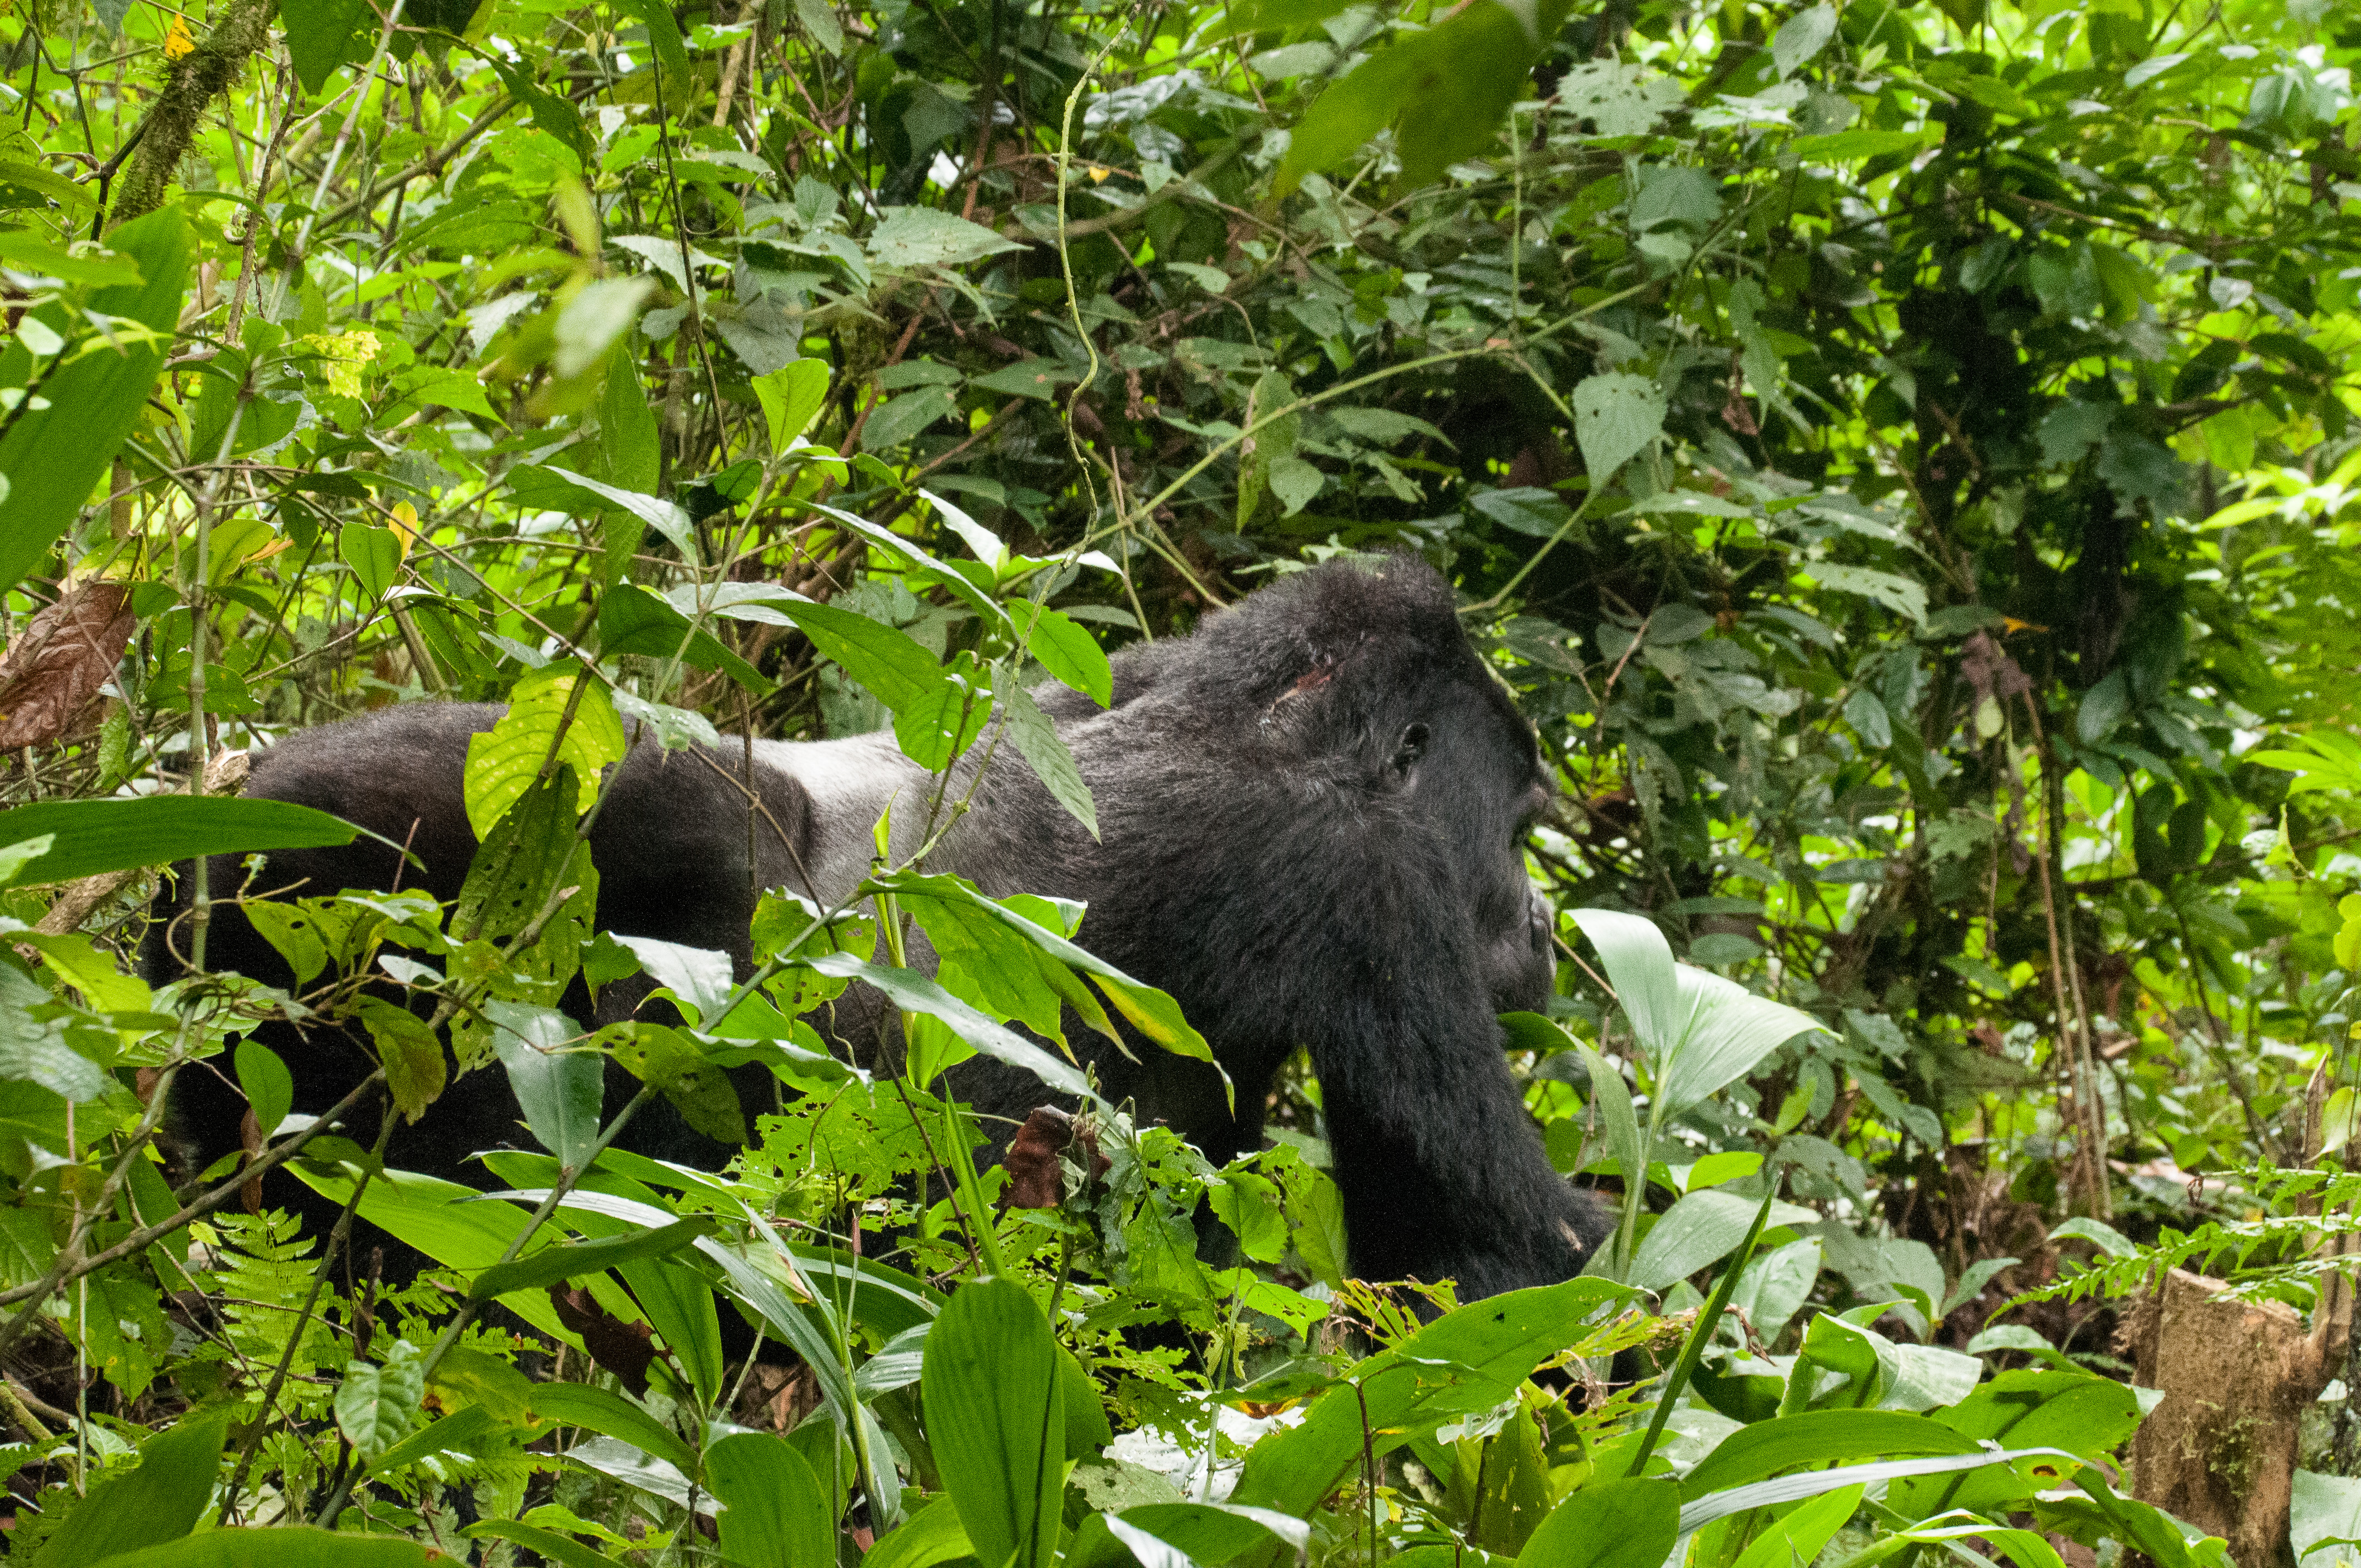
[146,555,1612,1299]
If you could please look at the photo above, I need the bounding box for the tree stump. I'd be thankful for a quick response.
[2126,1268,2344,1568]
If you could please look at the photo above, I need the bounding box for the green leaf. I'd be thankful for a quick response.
[335,1342,426,1461]
[864,1496,972,1568]
[612,0,689,78]
[1520,1477,1677,1568]
[462,664,628,840]
[0,208,189,599]
[600,355,661,493]
[458,1521,629,1568]
[804,950,1097,1101]
[1679,1409,1981,1496]
[706,1432,835,1568]
[357,997,447,1121]
[771,598,947,714]
[1655,967,1827,1118]
[923,1278,1064,1568]
[236,1040,295,1140]
[1004,683,1099,839]
[487,1000,603,1168]
[0,795,357,886]
[33,1411,225,1567]
[0,231,139,287]
[867,208,1027,269]
[1568,910,1682,1062]
[1769,3,1837,76]
[754,359,832,454]
[1571,373,1668,486]
[597,584,776,696]
[528,466,697,561]
[468,1217,712,1303]
[1729,1483,1863,1568]
[77,1531,434,1567]
[1682,1447,2081,1534]
[873,870,1216,1073]
[1233,1277,1635,1515]
[339,522,401,602]
[528,1381,698,1475]
[606,1023,746,1144]
[2049,1216,2137,1257]
[1018,606,1113,707]
[280,0,369,91]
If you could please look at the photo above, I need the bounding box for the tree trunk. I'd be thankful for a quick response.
[2126,1267,2348,1567]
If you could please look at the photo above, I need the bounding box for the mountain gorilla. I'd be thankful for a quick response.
[148,555,1613,1299]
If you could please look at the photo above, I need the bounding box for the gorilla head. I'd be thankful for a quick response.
[150,553,1613,1303]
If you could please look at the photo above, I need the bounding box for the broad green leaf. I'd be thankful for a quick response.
[754,359,832,453]
[528,1381,698,1475]
[1894,1369,2140,1516]
[1656,967,1827,1118]
[280,0,368,87]
[339,522,401,601]
[1067,1502,1308,1568]
[605,1023,746,1144]
[1630,1188,1806,1293]
[487,999,602,1167]
[0,208,188,598]
[364,1404,502,1478]
[874,870,1216,1074]
[1018,606,1113,707]
[597,584,776,695]
[33,1411,225,1567]
[459,1521,629,1568]
[236,1040,295,1140]
[1681,1446,2081,1534]
[81,1531,434,1567]
[1004,683,1099,839]
[356,998,447,1121]
[1679,1409,1981,1496]
[461,664,628,840]
[1520,1477,1677,1568]
[1770,4,1837,75]
[0,796,356,886]
[706,1432,834,1568]
[864,1496,972,1568]
[804,950,1097,1101]
[2049,1216,2138,1257]
[531,466,697,561]
[467,1217,711,1303]
[867,207,1027,269]
[1568,910,1683,1064]
[1571,373,1667,485]
[1233,1277,1635,1515]
[1729,1484,1862,1568]
[335,1343,426,1461]
[600,352,661,492]
[923,1278,1064,1568]
[451,766,600,1012]
[926,487,1007,571]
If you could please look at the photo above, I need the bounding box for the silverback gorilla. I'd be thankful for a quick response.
[147,555,1614,1298]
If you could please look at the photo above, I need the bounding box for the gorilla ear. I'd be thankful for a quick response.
[1389,722,1429,782]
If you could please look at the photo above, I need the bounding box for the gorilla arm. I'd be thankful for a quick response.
[1243,804,1610,1298]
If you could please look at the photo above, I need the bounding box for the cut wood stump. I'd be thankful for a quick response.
[2125,1266,2349,1568]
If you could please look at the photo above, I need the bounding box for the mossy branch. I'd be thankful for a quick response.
[107,0,277,230]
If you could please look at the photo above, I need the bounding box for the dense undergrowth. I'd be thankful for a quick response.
[2,0,2361,1557]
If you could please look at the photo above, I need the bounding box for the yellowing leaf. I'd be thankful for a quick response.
[389,501,418,558]
[162,13,195,57]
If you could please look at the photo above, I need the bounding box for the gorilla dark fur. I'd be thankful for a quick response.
[148,556,1614,1299]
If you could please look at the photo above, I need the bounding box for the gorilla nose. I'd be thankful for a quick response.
[1527,891,1553,955]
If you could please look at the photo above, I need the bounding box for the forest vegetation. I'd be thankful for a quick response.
[0,0,2358,1558]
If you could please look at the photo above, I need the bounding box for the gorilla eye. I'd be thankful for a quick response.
[1391,723,1429,777]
